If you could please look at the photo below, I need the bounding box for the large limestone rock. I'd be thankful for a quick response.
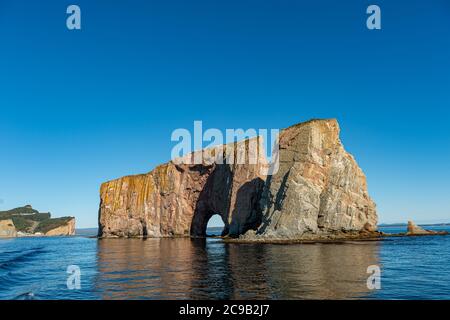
[98,119,377,240]
[44,218,76,236]
[0,219,17,238]
[99,137,266,238]
[253,119,377,240]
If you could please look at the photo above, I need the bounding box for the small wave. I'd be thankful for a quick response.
[0,247,47,271]
[13,291,38,300]
[0,249,28,255]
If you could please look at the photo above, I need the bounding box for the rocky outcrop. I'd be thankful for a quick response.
[406,220,448,236]
[406,221,429,235]
[44,218,76,236]
[245,119,377,240]
[0,219,18,238]
[99,137,266,238]
[98,119,378,240]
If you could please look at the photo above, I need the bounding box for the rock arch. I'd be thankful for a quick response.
[98,119,378,240]
[189,163,232,237]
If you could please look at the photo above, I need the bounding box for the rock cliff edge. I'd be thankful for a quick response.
[98,119,377,240]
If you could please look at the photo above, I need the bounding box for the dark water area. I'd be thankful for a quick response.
[0,226,449,300]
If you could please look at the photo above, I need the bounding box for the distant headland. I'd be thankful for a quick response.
[0,205,75,238]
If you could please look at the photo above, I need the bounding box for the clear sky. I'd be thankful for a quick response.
[1,0,449,228]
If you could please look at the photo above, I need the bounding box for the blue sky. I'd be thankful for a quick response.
[0,0,449,228]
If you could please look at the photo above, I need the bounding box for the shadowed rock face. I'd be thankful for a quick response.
[98,119,377,239]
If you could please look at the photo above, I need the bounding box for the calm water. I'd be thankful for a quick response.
[0,226,449,300]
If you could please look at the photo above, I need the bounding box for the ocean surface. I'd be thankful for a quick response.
[1,226,449,300]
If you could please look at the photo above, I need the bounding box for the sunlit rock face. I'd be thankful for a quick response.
[254,119,377,239]
[98,138,267,238]
[98,119,377,239]
[44,218,76,236]
[0,219,17,238]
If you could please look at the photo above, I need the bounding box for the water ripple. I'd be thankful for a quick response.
[0,228,449,299]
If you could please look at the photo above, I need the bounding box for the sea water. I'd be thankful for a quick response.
[0,226,449,300]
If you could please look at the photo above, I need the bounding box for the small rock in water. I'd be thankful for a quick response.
[406,220,448,236]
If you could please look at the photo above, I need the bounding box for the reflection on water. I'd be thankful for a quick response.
[95,238,379,299]
[2,229,450,299]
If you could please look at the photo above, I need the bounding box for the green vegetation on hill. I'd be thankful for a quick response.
[10,216,34,233]
[0,206,73,234]
[24,212,51,221]
[0,205,39,218]
[35,217,73,234]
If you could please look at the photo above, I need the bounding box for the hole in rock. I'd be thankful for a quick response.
[206,214,225,237]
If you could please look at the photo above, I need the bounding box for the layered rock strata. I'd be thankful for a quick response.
[98,119,378,240]
[99,137,266,238]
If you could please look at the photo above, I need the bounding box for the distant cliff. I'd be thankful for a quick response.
[0,205,75,237]
[0,219,17,238]
[98,119,377,240]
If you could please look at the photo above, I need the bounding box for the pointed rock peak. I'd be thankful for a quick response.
[407,220,426,234]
